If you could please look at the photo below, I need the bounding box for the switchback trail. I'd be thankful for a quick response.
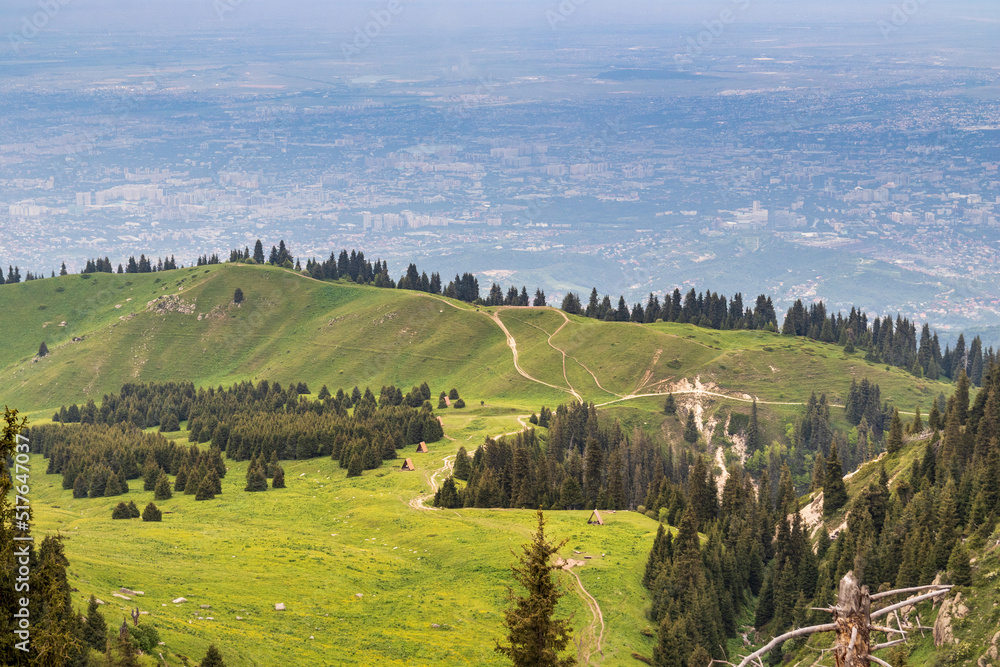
[489,310,582,402]
[506,310,622,400]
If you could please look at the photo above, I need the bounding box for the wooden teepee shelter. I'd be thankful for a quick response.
[587,509,604,525]
[735,571,952,667]
[415,441,428,453]
[401,458,415,471]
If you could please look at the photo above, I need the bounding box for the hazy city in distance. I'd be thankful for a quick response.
[3,1,1000,344]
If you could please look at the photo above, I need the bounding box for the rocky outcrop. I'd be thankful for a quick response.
[978,630,1000,667]
[933,592,969,647]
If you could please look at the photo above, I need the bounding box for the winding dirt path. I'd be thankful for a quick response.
[564,564,605,664]
[489,310,582,402]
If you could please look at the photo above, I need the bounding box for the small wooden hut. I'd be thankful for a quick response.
[401,458,415,471]
[587,510,604,526]
[416,441,428,453]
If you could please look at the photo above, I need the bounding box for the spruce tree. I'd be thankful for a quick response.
[127,500,140,518]
[155,473,173,500]
[196,475,215,500]
[663,393,676,415]
[823,441,848,516]
[233,288,244,304]
[244,464,268,492]
[683,410,699,444]
[84,594,108,651]
[201,644,228,667]
[142,502,162,522]
[494,510,576,667]
[112,502,131,519]
[948,541,972,586]
[73,474,87,498]
[174,465,188,492]
[886,408,904,455]
[272,465,286,488]
[347,454,363,478]
[453,446,472,480]
[184,467,201,494]
[38,341,49,357]
[746,398,761,453]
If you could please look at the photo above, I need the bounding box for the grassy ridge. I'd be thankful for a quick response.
[1,264,954,420]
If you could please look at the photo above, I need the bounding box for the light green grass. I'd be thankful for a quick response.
[29,446,659,666]
[0,265,954,421]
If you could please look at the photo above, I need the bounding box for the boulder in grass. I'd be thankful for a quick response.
[275,603,285,611]
[172,597,187,604]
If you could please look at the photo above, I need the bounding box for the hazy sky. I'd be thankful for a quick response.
[3,0,999,35]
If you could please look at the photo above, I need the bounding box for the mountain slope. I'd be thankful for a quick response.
[0,263,954,422]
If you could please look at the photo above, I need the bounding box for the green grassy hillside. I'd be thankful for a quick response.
[0,264,968,666]
[28,444,660,666]
[0,264,954,426]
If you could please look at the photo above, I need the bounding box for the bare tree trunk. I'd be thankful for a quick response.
[833,572,870,667]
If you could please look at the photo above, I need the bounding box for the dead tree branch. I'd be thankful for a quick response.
[735,624,838,667]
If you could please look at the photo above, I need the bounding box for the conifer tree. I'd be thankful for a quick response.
[73,474,87,498]
[948,541,972,586]
[244,463,268,492]
[272,465,286,488]
[454,446,472,480]
[746,398,761,453]
[886,408,904,454]
[174,465,188,492]
[558,477,583,510]
[823,441,848,516]
[683,411,699,444]
[38,341,49,357]
[201,644,228,667]
[196,474,215,500]
[84,594,108,650]
[184,467,201,494]
[495,510,575,667]
[663,393,676,416]
[142,502,162,522]
[127,500,140,518]
[112,502,131,519]
[347,454,363,477]
[154,473,172,500]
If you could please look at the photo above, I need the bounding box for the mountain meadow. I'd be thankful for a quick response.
[2,261,999,667]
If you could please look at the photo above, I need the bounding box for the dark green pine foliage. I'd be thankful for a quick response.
[453,446,472,480]
[173,466,188,492]
[244,461,268,492]
[434,477,461,508]
[272,465,286,488]
[746,399,761,453]
[84,594,107,650]
[72,474,87,498]
[347,454,363,478]
[154,473,172,500]
[823,441,848,516]
[112,502,131,519]
[196,474,215,500]
[127,500,140,518]
[683,411,699,444]
[142,503,162,522]
[663,394,676,416]
[201,644,228,667]
[886,408,904,454]
[494,510,576,667]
